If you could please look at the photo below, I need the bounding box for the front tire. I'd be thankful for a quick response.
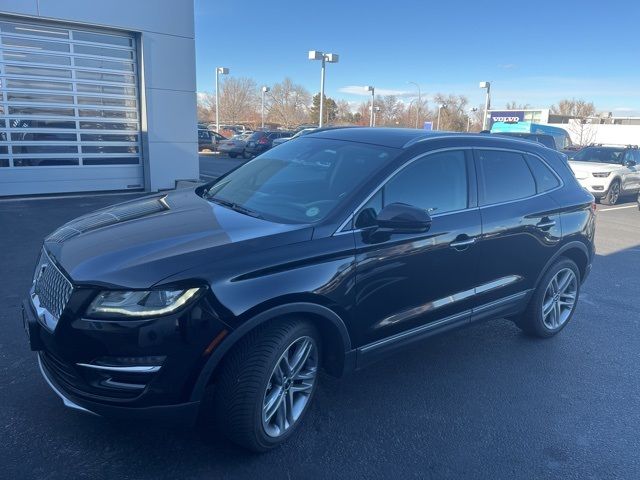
[228,152,237,158]
[601,179,621,205]
[242,150,252,159]
[212,320,320,452]
[515,258,580,338]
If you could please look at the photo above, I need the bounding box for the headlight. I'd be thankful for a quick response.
[592,172,611,178]
[86,288,201,318]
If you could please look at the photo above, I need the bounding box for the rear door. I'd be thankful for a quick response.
[622,150,640,192]
[472,148,563,311]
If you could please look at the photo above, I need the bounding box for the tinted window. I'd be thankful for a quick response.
[385,150,468,215]
[478,150,536,205]
[248,132,266,141]
[535,135,556,149]
[205,138,397,223]
[525,155,560,192]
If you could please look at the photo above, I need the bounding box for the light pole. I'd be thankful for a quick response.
[437,104,447,130]
[479,81,491,130]
[467,107,478,132]
[261,86,270,129]
[309,50,339,127]
[215,66,229,132]
[408,81,421,129]
[373,106,380,127]
[365,86,375,127]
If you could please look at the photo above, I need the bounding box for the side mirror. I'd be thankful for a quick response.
[376,203,432,233]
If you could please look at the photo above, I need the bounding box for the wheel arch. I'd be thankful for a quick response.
[535,241,590,289]
[189,302,354,402]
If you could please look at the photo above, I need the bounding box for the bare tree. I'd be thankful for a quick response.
[550,98,598,146]
[505,101,531,109]
[377,95,405,126]
[550,98,596,118]
[433,93,470,131]
[267,78,311,128]
[197,92,215,124]
[218,77,259,125]
[335,99,354,124]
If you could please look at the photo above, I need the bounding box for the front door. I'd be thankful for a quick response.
[352,149,481,347]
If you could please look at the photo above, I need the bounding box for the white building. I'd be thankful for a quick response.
[0,0,198,196]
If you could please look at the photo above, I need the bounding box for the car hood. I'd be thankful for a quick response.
[568,161,621,173]
[44,189,313,289]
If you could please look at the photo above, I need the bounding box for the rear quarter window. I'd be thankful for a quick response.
[525,154,561,192]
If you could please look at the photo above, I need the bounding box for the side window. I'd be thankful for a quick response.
[385,150,468,214]
[633,150,640,164]
[477,150,536,205]
[623,150,635,165]
[353,150,468,229]
[525,154,560,193]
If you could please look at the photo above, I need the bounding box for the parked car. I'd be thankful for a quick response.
[243,130,293,157]
[24,128,595,452]
[491,122,573,151]
[198,128,226,152]
[568,144,640,204]
[218,133,252,158]
[271,128,316,147]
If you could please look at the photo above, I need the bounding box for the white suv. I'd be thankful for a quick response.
[568,145,640,205]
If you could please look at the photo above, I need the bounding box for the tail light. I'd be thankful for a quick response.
[257,136,270,145]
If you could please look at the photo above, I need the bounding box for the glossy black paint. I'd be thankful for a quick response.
[25,128,596,421]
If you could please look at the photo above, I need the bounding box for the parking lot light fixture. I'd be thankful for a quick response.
[261,86,270,129]
[437,104,447,130]
[309,50,339,127]
[479,81,491,130]
[408,82,421,129]
[365,86,375,127]
[215,67,230,133]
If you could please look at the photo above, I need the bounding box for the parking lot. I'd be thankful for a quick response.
[0,159,639,479]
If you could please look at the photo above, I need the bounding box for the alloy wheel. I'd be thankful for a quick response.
[262,336,318,438]
[609,182,620,204]
[541,268,578,330]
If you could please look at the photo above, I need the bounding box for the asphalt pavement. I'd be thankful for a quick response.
[0,171,639,479]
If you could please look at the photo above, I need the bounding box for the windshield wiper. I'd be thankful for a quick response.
[209,196,264,219]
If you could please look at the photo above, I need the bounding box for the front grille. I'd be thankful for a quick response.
[33,249,73,321]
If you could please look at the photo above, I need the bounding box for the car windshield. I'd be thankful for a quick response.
[571,147,624,164]
[205,137,397,223]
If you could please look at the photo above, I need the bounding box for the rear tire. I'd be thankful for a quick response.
[228,152,237,158]
[601,179,621,205]
[515,258,580,338]
[211,319,320,452]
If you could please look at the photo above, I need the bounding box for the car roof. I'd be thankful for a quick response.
[306,127,550,150]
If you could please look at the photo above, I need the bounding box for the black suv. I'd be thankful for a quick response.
[243,130,292,157]
[23,128,595,451]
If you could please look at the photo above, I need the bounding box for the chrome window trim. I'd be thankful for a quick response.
[333,146,474,235]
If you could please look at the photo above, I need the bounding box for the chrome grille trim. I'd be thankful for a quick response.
[31,249,73,331]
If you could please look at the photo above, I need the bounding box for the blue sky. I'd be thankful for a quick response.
[195,0,640,114]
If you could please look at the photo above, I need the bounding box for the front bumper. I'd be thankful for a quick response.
[22,288,227,424]
[37,352,200,423]
[575,178,608,197]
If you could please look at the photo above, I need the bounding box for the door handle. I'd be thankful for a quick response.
[536,218,556,229]
[450,236,476,250]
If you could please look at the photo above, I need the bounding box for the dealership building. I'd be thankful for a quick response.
[0,0,198,196]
